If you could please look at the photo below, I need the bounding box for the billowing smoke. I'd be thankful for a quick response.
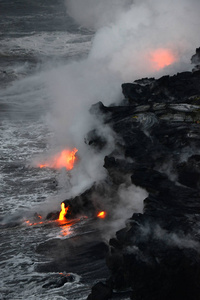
[43,0,200,213]
[101,183,148,239]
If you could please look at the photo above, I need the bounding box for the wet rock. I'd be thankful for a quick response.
[87,282,112,300]
[42,273,75,289]
[46,211,59,220]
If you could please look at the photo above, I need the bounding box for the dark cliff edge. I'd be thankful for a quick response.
[36,48,200,299]
[87,48,200,300]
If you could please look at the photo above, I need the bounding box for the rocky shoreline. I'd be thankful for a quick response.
[86,48,200,300]
[37,48,200,299]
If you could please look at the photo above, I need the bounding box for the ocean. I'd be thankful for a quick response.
[0,1,96,299]
[1,1,200,299]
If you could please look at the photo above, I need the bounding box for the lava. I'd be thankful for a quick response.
[59,272,71,277]
[59,203,69,221]
[25,220,44,226]
[38,148,78,170]
[150,48,176,70]
[97,211,106,219]
[25,213,44,226]
[24,206,75,237]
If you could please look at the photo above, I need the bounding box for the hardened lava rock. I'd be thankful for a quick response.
[86,49,200,299]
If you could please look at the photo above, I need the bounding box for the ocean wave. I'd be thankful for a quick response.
[0,31,92,59]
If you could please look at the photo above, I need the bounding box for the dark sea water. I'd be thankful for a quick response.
[0,1,104,299]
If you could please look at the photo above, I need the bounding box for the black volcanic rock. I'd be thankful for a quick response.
[62,181,118,218]
[42,273,75,289]
[46,211,59,220]
[85,129,107,150]
[85,51,200,299]
[87,282,112,300]
[40,49,200,299]
[177,155,200,189]
[191,47,200,65]
[122,70,200,105]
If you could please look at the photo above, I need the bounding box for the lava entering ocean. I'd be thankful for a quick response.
[150,48,177,70]
[97,211,106,219]
[25,204,73,237]
[25,220,44,226]
[38,148,78,170]
[59,203,69,221]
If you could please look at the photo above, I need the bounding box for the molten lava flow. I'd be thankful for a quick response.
[39,148,78,170]
[59,273,71,277]
[151,48,176,70]
[97,211,106,219]
[59,203,69,221]
[25,220,44,226]
[25,213,44,226]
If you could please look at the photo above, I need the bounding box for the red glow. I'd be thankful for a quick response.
[97,211,106,219]
[150,48,176,70]
[38,148,78,170]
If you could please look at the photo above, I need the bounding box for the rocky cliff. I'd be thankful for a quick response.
[87,48,200,300]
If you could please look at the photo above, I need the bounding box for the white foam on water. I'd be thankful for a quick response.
[0,218,92,299]
[0,5,98,300]
[0,31,92,58]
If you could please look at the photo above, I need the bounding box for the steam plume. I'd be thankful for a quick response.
[45,0,200,199]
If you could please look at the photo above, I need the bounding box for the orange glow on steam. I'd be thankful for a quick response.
[97,211,106,219]
[38,148,78,170]
[151,48,176,70]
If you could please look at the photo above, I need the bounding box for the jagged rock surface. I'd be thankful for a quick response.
[87,65,200,299]
[41,51,200,299]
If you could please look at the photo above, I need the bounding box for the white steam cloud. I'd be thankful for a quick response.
[65,0,133,30]
[101,183,148,239]
[66,0,200,80]
[44,0,200,199]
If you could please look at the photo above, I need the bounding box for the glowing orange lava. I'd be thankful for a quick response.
[97,211,106,219]
[151,48,176,70]
[59,273,71,277]
[39,148,78,170]
[25,220,44,226]
[58,203,69,221]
